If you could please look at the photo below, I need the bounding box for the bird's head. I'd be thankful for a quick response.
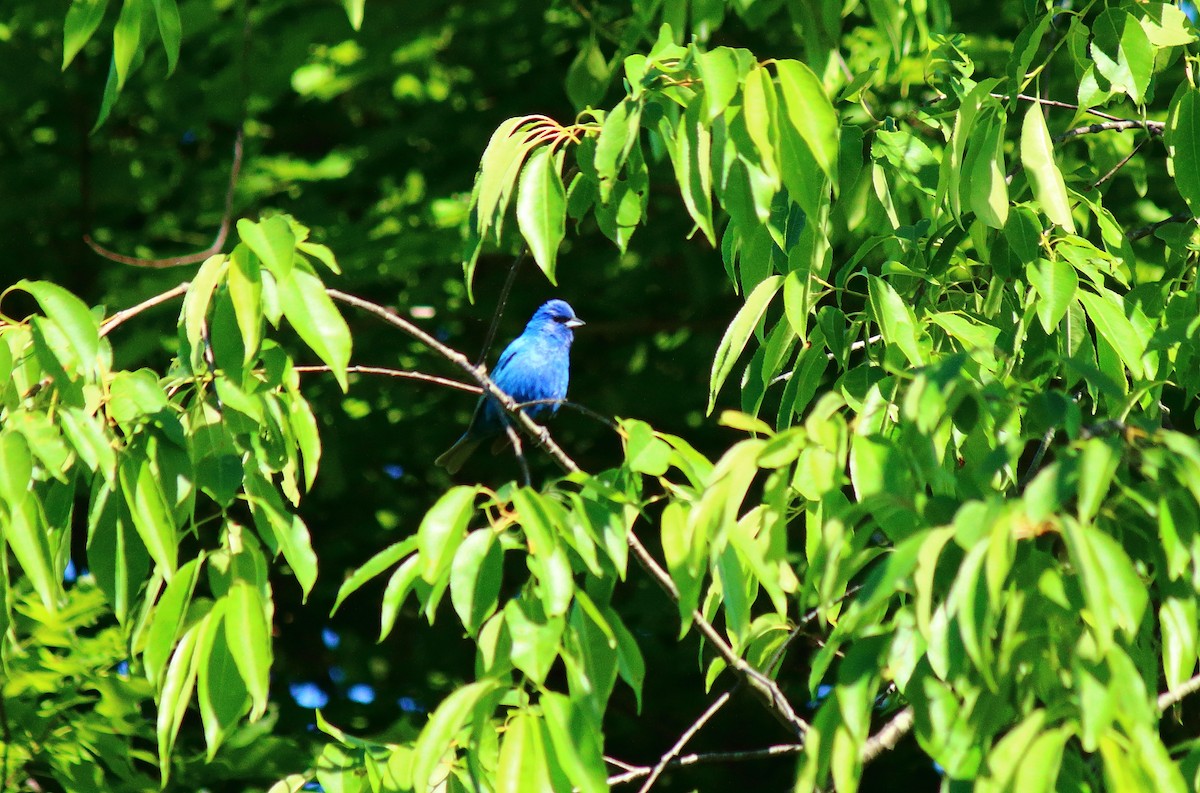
[528,299,585,340]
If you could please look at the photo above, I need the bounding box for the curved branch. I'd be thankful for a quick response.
[626,531,810,738]
[637,690,734,793]
[607,743,804,786]
[860,706,915,764]
[85,129,245,268]
[1128,211,1194,242]
[294,364,482,394]
[99,282,191,337]
[1159,672,1200,712]
[1054,119,1163,143]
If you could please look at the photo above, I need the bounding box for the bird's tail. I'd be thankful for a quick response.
[435,433,484,474]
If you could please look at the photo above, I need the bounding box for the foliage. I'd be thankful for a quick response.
[7,0,1200,791]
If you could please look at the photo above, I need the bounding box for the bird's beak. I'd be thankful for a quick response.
[566,318,586,329]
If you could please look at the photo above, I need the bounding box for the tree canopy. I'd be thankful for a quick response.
[5,0,1200,790]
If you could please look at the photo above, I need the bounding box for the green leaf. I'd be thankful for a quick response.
[1004,206,1043,263]
[623,418,672,475]
[224,580,273,720]
[418,485,478,584]
[605,606,645,708]
[196,603,250,759]
[151,0,181,74]
[1091,8,1154,105]
[965,112,1008,229]
[516,146,567,283]
[773,60,839,179]
[1077,288,1147,378]
[342,0,364,29]
[236,217,296,280]
[156,618,202,782]
[1061,517,1146,652]
[331,537,418,614]
[1160,595,1198,691]
[119,454,178,577]
[868,276,923,366]
[496,710,554,793]
[505,599,564,685]
[708,274,782,413]
[1021,104,1076,233]
[112,0,144,90]
[277,261,352,390]
[63,0,110,69]
[673,98,716,244]
[741,64,780,187]
[1027,258,1078,333]
[450,529,503,635]
[9,280,101,375]
[411,680,499,792]
[696,47,739,122]
[566,37,610,110]
[379,555,423,640]
[228,245,264,365]
[143,556,202,689]
[183,254,229,370]
[3,491,59,610]
[1166,87,1200,216]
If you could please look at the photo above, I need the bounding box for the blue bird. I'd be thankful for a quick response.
[436,299,584,473]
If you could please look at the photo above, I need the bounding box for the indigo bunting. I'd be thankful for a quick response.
[436,299,585,473]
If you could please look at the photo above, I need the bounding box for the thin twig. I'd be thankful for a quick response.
[475,250,525,367]
[637,690,734,793]
[764,585,865,676]
[512,397,619,429]
[294,364,482,394]
[1090,136,1147,190]
[99,282,191,337]
[1020,428,1056,488]
[607,744,804,786]
[1158,672,1200,712]
[991,93,1127,123]
[1127,211,1194,241]
[500,415,531,486]
[1054,119,1163,143]
[626,531,810,738]
[860,706,915,764]
[85,130,245,268]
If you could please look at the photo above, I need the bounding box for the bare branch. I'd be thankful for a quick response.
[860,706,915,764]
[475,249,525,367]
[626,531,810,738]
[607,744,804,786]
[1159,672,1200,712]
[637,690,734,793]
[294,365,482,394]
[99,282,191,337]
[991,93,1128,123]
[1127,211,1194,241]
[1090,136,1147,191]
[85,130,245,268]
[1054,119,1163,143]
[513,397,619,429]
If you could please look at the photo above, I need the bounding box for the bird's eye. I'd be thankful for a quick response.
[553,315,568,323]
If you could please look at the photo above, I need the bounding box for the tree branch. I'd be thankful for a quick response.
[991,93,1129,123]
[626,531,810,738]
[293,364,482,394]
[1158,672,1200,712]
[85,130,245,268]
[1127,211,1194,241]
[1054,119,1163,143]
[99,282,191,337]
[607,743,804,786]
[860,706,915,764]
[636,689,734,793]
